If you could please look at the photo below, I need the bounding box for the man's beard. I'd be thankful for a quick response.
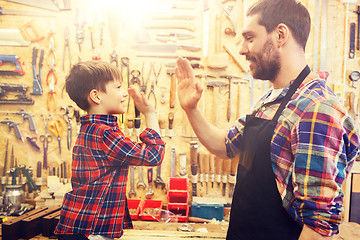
[247,38,280,81]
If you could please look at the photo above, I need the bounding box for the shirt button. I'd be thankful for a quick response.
[261,106,266,111]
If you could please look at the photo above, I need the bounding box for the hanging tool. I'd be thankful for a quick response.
[137,55,201,61]
[190,141,198,197]
[145,168,154,199]
[349,71,360,89]
[0,54,25,76]
[202,0,210,58]
[128,69,141,113]
[222,159,230,196]
[156,32,196,42]
[2,139,9,190]
[215,156,223,188]
[0,83,34,105]
[147,63,158,109]
[110,50,118,67]
[159,118,166,137]
[207,14,229,69]
[48,119,63,155]
[206,81,229,125]
[75,8,85,61]
[137,166,146,189]
[127,119,134,137]
[26,137,41,152]
[0,109,37,134]
[62,25,71,71]
[47,57,58,111]
[195,74,216,115]
[170,147,176,178]
[30,47,44,95]
[168,112,174,138]
[5,0,60,11]
[204,153,209,194]
[1,118,24,142]
[0,6,56,17]
[60,105,74,150]
[154,165,166,190]
[40,114,52,170]
[220,75,241,122]
[198,152,204,188]
[132,44,201,53]
[354,6,360,51]
[179,153,187,177]
[128,166,136,198]
[167,69,176,108]
[350,22,356,59]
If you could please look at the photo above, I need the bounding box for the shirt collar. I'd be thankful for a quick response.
[80,114,119,127]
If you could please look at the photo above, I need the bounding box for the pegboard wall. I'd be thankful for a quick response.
[0,0,358,206]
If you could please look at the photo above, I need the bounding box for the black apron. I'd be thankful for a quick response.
[226,66,310,240]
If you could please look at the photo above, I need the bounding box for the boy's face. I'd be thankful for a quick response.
[98,79,128,114]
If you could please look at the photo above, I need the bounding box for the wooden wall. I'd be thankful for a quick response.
[0,0,358,206]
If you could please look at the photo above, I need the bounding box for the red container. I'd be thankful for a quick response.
[139,199,163,221]
[167,203,188,222]
[167,177,189,222]
[127,199,142,220]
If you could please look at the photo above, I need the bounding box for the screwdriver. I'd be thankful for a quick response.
[0,6,56,17]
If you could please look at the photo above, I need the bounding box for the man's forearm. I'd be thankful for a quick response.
[299,224,333,240]
[185,108,228,158]
[145,112,160,134]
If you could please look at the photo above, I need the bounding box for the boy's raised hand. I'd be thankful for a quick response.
[175,57,203,112]
[128,86,156,116]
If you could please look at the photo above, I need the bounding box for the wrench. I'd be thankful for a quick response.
[128,166,136,198]
[136,166,146,189]
[154,165,166,190]
[145,168,154,199]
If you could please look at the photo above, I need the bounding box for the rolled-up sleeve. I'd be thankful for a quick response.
[102,128,165,167]
[292,100,359,236]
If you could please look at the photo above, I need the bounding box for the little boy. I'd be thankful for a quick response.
[54,61,165,240]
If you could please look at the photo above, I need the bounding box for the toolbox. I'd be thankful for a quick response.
[139,199,163,221]
[191,202,224,221]
[128,199,142,220]
[167,177,189,222]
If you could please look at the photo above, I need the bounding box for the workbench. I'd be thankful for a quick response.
[1,220,359,240]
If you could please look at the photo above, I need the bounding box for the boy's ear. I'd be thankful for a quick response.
[89,89,101,104]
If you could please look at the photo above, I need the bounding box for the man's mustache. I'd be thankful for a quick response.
[246,56,256,61]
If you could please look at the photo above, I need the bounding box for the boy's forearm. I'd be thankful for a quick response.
[144,112,160,134]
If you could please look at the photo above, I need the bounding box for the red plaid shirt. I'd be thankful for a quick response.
[54,115,165,238]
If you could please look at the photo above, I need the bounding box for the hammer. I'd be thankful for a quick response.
[195,74,216,115]
[206,80,229,125]
[220,75,241,122]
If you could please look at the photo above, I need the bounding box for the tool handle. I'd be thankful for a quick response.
[169,74,176,108]
[168,112,174,129]
[209,154,215,174]
[223,158,231,176]
[134,107,141,129]
[204,153,210,174]
[215,157,223,175]
[190,141,198,165]
[170,147,176,177]
[36,161,42,178]
[199,152,205,174]
[147,168,153,184]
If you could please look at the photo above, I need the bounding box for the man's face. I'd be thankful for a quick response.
[240,14,280,81]
[99,79,128,114]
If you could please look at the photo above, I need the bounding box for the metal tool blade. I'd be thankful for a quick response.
[5,0,59,11]
[0,7,56,17]
[157,32,196,40]
[132,44,201,53]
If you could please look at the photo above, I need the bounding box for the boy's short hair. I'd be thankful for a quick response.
[247,0,311,51]
[65,61,122,111]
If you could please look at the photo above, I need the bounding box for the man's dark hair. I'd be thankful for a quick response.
[247,0,311,51]
[65,60,122,111]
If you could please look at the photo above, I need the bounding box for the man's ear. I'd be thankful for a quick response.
[275,23,290,47]
[89,89,101,104]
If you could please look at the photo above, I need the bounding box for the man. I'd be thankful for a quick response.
[175,0,359,239]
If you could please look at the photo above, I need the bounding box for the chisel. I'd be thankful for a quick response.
[222,159,230,196]
[209,154,215,188]
[170,147,176,178]
[190,141,198,197]
[198,152,204,187]
[229,156,240,198]
[204,153,210,194]
[215,156,223,188]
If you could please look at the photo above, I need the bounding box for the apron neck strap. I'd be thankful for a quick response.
[272,65,311,122]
